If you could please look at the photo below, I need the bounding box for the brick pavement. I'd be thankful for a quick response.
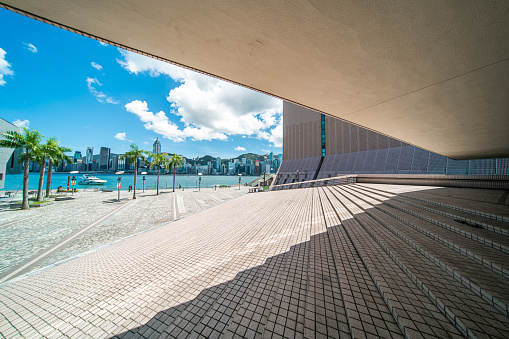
[0,184,508,338]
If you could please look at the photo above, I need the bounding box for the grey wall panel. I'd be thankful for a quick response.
[411,148,429,174]
[354,151,368,172]
[496,158,509,175]
[384,147,401,174]
[398,146,415,173]
[446,158,469,175]
[428,153,447,174]
[373,149,388,172]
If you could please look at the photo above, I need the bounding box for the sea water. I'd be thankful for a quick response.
[3,173,259,191]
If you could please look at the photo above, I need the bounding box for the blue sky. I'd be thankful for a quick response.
[0,8,283,158]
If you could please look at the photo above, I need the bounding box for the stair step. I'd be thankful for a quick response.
[333,186,509,338]
[340,185,509,316]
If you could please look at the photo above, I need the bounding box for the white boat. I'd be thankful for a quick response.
[78,174,107,185]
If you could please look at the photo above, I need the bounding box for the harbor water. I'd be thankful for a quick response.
[3,173,259,191]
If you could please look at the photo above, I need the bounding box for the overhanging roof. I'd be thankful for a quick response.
[2,0,508,159]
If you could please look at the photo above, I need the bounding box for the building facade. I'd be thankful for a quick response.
[276,102,509,185]
[0,118,22,189]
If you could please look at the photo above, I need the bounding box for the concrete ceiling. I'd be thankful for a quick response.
[1,0,508,159]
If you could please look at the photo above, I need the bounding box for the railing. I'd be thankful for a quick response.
[271,175,356,190]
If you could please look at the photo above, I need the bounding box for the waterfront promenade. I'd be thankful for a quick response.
[0,187,248,283]
[0,184,508,338]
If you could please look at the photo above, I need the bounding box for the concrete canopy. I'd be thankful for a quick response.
[1,0,508,159]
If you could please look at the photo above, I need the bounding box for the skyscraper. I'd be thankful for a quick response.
[73,151,82,164]
[99,147,110,171]
[153,138,161,154]
[86,147,93,171]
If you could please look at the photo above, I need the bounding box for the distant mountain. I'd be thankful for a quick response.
[185,153,268,166]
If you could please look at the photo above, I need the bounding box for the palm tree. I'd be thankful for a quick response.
[0,127,43,209]
[46,145,71,198]
[149,153,169,195]
[33,137,59,202]
[120,143,148,199]
[167,153,184,192]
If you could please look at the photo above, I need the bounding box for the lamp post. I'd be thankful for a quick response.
[115,171,124,201]
[141,172,147,193]
[198,173,202,191]
[69,171,79,194]
[238,173,242,190]
[71,176,76,195]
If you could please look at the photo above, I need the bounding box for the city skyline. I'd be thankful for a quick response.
[37,137,283,176]
[0,8,283,159]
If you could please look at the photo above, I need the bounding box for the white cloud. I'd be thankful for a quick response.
[99,41,108,46]
[13,119,30,128]
[86,77,119,104]
[261,149,270,153]
[0,48,14,86]
[234,146,246,151]
[125,100,227,142]
[143,141,149,145]
[91,62,103,71]
[118,50,283,146]
[23,43,37,53]
[268,119,283,148]
[114,132,127,140]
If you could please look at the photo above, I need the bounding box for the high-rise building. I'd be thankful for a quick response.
[215,157,221,170]
[153,138,161,154]
[99,147,110,171]
[73,151,82,164]
[86,147,93,171]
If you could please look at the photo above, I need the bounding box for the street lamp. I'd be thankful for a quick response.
[198,173,202,191]
[71,176,76,195]
[238,173,242,190]
[141,172,147,192]
[115,171,124,201]
[69,170,79,192]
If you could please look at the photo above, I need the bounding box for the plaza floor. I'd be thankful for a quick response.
[0,184,508,338]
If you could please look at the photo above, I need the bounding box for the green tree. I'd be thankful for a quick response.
[46,145,72,198]
[149,153,169,195]
[167,153,184,192]
[0,127,43,209]
[120,143,148,199]
[32,137,59,202]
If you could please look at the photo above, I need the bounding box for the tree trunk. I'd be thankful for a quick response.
[22,155,30,210]
[156,167,160,195]
[45,160,53,198]
[37,156,45,202]
[173,165,176,192]
[133,160,137,199]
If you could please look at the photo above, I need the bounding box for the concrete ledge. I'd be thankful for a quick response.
[55,196,75,201]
